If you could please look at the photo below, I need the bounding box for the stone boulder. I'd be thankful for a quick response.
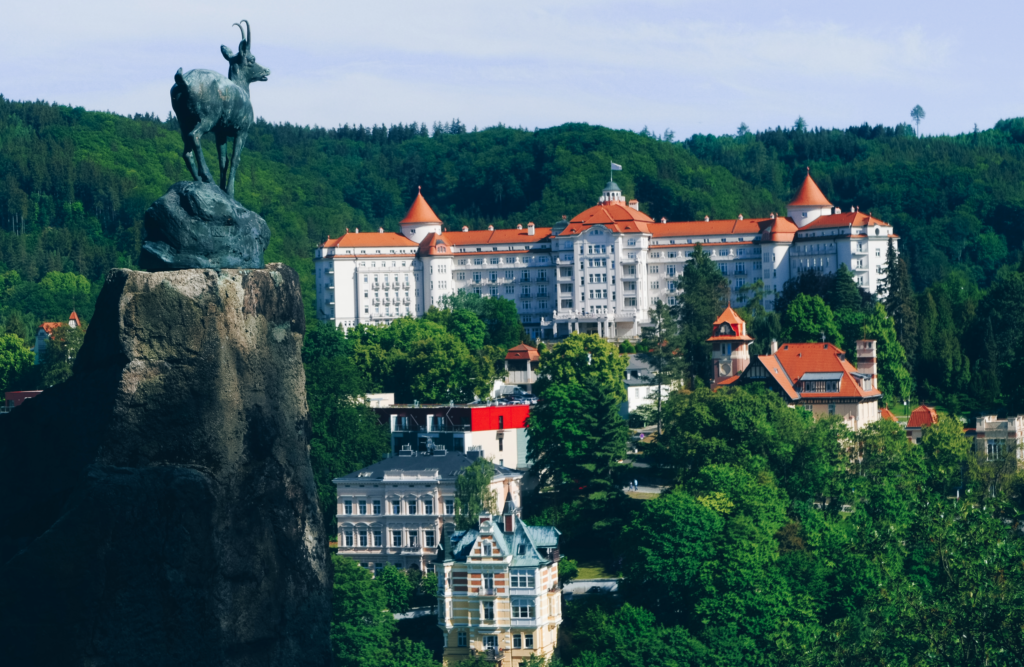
[141,181,271,271]
[0,265,330,666]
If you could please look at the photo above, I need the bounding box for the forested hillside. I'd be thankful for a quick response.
[5,95,1024,409]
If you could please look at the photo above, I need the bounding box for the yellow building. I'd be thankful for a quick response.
[435,505,562,666]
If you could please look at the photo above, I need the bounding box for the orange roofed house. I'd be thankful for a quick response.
[713,307,883,430]
[314,171,897,340]
[34,311,82,365]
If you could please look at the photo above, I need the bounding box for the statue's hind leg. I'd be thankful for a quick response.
[216,133,229,191]
[182,132,201,181]
[190,122,216,183]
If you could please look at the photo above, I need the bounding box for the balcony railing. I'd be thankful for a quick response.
[470,648,503,662]
[511,617,537,626]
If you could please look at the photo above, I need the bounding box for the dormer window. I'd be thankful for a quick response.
[483,543,492,556]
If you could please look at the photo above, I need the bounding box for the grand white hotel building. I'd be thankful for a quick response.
[314,172,898,340]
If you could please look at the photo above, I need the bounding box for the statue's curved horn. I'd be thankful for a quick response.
[232,22,246,45]
[240,20,250,47]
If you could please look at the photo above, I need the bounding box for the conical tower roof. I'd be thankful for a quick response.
[400,187,443,224]
[789,168,832,207]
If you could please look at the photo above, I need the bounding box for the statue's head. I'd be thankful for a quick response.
[220,21,270,84]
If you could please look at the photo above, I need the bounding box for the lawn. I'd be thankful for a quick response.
[577,561,620,580]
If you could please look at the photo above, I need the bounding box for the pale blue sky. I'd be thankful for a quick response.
[2,0,1018,137]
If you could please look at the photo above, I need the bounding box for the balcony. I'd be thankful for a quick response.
[507,370,537,385]
[511,617,537,627]
[372,283,380,290]
[470,648,504,662]
[476,587,496,596]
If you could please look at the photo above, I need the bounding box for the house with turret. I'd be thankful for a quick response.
[435,502,562,666]
[713,307,883,430]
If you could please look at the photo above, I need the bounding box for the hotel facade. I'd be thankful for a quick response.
[314,172,897,341]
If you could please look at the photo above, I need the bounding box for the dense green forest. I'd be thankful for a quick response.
[5,95,1024,410]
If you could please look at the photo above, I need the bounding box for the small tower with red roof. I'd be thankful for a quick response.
[400,186,444,244]
[787,168,833,227]
[708,305,754,386]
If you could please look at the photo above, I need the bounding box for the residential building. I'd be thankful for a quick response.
[333,451,522,572]
[723,308,883,430]
[621,354,672,419]
[313,171,898,340]
[376,403,531,470]
[34,311,81,365]
[436,505,562,666]
[504,344,540,394]
[906,405,939,443]
[974,414,1024,464]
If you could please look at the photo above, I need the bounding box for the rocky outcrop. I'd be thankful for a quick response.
[141,181,271,271]
[0,265,330,666]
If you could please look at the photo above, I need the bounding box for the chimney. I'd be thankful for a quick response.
[770,339,778,354]
[738,214,744,221]
[517,224,523,230]
[462,226,469,232]
[354,227,359,233]
[628,199,640,211]
[488,225,494,231]
[504,514,514,532]
[856,339,878,388]
[704,215,710,222]
[527,222,535,236]
[379,227,384,233]
[660,217,667,224]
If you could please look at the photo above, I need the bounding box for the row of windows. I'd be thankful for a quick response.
[341,498,454,515]
[456,632,534,648]
[340,528,436,548]
[456,256,546,265]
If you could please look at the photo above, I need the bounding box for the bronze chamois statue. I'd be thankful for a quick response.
[170,21,270,198]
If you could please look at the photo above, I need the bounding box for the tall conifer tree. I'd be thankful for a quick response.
[675,243,729,386]
[882,238,919,366]
[637,301,687,433]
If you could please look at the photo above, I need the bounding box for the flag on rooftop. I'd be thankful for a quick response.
[610,162,622,171]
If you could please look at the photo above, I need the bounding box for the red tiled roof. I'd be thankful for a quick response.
[789,170,832,207]
[400,188,443,224]
[717,374,742,386]
[713,306,745,326]
[771,342,880,399]
[907,405,939,429]
[648,218,767,237]
[39,312,81,335]
[569,201,654,226]
[754,355,799,401]
[321,232,418,249]
[798,211,892,231]
[419,232,453,256]
[881,407,898,422]
[444,228,552,245]
[707,335,754,342]
[762,217,799,243]
[505,344,540,362]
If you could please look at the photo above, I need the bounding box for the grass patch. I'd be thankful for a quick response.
[626,491,660,500]
[577,561,619,580]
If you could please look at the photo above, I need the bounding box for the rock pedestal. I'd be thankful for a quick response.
[0,265,330,666]
[141,181,271,271]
